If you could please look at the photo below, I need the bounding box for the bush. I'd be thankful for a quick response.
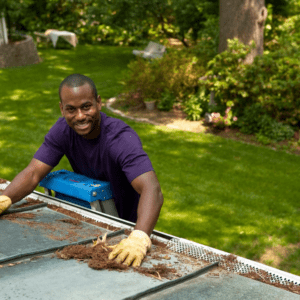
[199,38,254,117]
[209,101,238,129]
[183,87,210,121]
[183,95,203,121]
[257,115,295,142]
[236,103,267,134]
[236,103,294,142]
[200,38,300,128]
[157,90,176,111]
[123,49,206,104]
[191,16,219,65]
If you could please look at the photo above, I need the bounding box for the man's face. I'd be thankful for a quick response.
[59,83,102,139]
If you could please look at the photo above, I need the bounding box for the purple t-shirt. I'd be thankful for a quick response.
[34,112,154,222]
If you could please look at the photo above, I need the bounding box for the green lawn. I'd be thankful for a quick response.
[1,45,300,275]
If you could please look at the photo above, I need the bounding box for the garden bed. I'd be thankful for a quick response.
[107,97,300,155]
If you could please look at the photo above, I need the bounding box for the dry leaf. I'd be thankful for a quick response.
[92,233,108,247]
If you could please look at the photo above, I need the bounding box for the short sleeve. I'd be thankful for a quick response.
[34,122,66,167]
[112,131,154,183]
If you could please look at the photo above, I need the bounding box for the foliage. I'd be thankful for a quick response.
[235,103,266,135]
[200,38,254,113]
[265,0,289,17]
[264,2,300,50]
[89,0,218,46]
[0,0,92,43]
[0,0,33,36]
[182,87,209,121]
[246,55,300,127]
[287,0,300,15]
[191,15,219,64]
[157,90,176,112]
[236,103,294,142]
[123,58,165,101]
[123,50,205,104]
[183,94,203,121]
[0,0,219,46]
[200,38,300,128]
[265,11,300,56]
[257,115,295,142]
[143,98,156,103]
[25,0,90,35]
[171,0,218,43]
[210,101,238,129]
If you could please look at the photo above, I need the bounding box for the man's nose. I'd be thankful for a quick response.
[76,109,86,121]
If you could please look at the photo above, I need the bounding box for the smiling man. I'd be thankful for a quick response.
[0,73,164,267]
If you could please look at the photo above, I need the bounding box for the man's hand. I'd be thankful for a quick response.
[0,195,12,215]
[108,230,151,267]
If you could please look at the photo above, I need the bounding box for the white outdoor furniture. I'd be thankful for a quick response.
[133,41,166,59]
[34,30,78,48]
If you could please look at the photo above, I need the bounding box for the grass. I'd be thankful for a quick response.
[1,44,300,275]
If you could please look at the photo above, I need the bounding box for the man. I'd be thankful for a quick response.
[0,73,164,267]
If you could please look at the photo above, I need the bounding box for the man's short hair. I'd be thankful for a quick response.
[59,74,98,101]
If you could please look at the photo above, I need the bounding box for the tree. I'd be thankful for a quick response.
[0,0,33,37]
[219,0,268,64]
[89,0,218,47]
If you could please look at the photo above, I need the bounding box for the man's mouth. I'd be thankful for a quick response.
[75,122,90,130]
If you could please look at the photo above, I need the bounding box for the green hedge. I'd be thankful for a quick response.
[200,38,300,128]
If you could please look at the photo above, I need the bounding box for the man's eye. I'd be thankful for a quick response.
[83,105,91,110]
[67,108,75,112]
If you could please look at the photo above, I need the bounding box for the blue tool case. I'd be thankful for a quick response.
[39,169,114,204]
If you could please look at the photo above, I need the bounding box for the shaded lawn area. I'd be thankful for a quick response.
[0,45,300,276]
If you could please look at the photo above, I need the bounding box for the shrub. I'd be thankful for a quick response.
[183,87,210,121]
[157,90,176,111]
[191,16,219,65]
[209,101,238,129]
[200,38,300,127]
[183,94,203,121]
[236,103,267,135]
[123,57,166,102]
[199,38,254,114]
[123,49,206,104]
[236,103,294,142]
[257,115,295,142]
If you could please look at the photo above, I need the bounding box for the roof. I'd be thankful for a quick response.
[0,185,300,299]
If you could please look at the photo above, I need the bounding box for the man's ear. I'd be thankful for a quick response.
[59,102,64,117]
[96,95,102,110]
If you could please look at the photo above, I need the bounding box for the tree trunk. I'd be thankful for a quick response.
[219,0,267,64]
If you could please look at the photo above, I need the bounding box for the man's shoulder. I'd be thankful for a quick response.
[47,117,70,139]
[52,117,68,128]
[101,112,127,127]
[101,112,136,137]
[100,112,142,152]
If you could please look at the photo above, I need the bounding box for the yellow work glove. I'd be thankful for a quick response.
[0,195,12,215]
[108,230,151,267]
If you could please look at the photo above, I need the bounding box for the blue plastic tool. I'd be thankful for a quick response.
[39,170,114,204]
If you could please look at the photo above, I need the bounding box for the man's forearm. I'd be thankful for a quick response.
[2,168,40,204]
[135,186,164,236]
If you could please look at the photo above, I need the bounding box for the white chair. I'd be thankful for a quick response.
[133,41,166,59]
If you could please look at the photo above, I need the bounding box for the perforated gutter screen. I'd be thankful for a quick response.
[167,238,300,286]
